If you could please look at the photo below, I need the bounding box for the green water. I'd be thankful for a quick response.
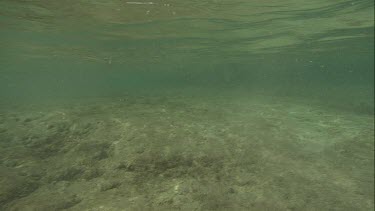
[0,0,374,210]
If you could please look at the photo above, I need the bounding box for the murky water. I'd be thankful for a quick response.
[0,0,374,210]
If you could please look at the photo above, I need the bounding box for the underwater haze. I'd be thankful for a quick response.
[0,0,374,210]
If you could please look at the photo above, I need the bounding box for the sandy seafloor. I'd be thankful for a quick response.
[0,93,373,211]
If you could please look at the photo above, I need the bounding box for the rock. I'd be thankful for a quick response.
[99,181,121,191]
[0,167,39,208]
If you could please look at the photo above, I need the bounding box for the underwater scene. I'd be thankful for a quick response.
[0,0,374,210]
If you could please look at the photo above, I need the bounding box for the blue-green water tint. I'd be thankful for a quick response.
[0,0,373,210]
[1,0,373,107]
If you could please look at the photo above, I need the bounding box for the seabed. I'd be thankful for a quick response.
[0,93,373,210]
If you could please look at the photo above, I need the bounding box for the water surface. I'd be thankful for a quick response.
[0,0,373,210]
